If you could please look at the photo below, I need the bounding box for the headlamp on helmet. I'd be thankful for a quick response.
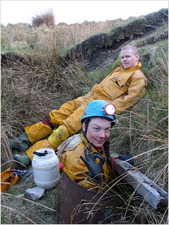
[103,103,116,116]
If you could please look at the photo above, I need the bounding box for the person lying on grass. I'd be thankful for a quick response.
[11,45,147,166]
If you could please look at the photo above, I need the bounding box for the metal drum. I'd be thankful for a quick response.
[59,173,120,224]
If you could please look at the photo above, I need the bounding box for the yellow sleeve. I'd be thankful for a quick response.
[113,73,147,113]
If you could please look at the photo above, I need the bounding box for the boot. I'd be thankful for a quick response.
[14,153,31,167]
[48,125,69,149]
[9,132,31,152]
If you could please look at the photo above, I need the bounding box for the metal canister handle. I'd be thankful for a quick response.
[33,150,48,156]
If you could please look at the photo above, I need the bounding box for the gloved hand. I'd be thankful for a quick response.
[80,145,105,183]
[48,125,69,148]
[118,155,135,166]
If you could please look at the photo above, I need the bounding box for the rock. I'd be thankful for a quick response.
[24,187,45,201]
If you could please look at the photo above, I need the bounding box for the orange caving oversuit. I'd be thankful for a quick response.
[25,62,147,160]
[61,133,111,191]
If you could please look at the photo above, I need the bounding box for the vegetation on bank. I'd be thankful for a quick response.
[1,18,128,56]
[1,9,168,224]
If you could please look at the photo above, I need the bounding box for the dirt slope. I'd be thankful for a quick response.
[63,8,168,71]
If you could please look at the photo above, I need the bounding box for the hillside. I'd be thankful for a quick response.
[1,8,168,72]
[1,8,168,224]
[63,8,168,71]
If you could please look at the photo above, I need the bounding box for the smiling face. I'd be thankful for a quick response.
[82,117,112,148]
[120,48,139,69]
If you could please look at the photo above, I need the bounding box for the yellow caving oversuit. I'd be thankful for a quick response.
[25,62,147,160]
[61,133,111,191]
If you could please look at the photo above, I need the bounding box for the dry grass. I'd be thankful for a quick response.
[1,18,129,55]
[32,9,56,27]
[1,57,92,172]
[1,56,85,221]
[1,20,168,224]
